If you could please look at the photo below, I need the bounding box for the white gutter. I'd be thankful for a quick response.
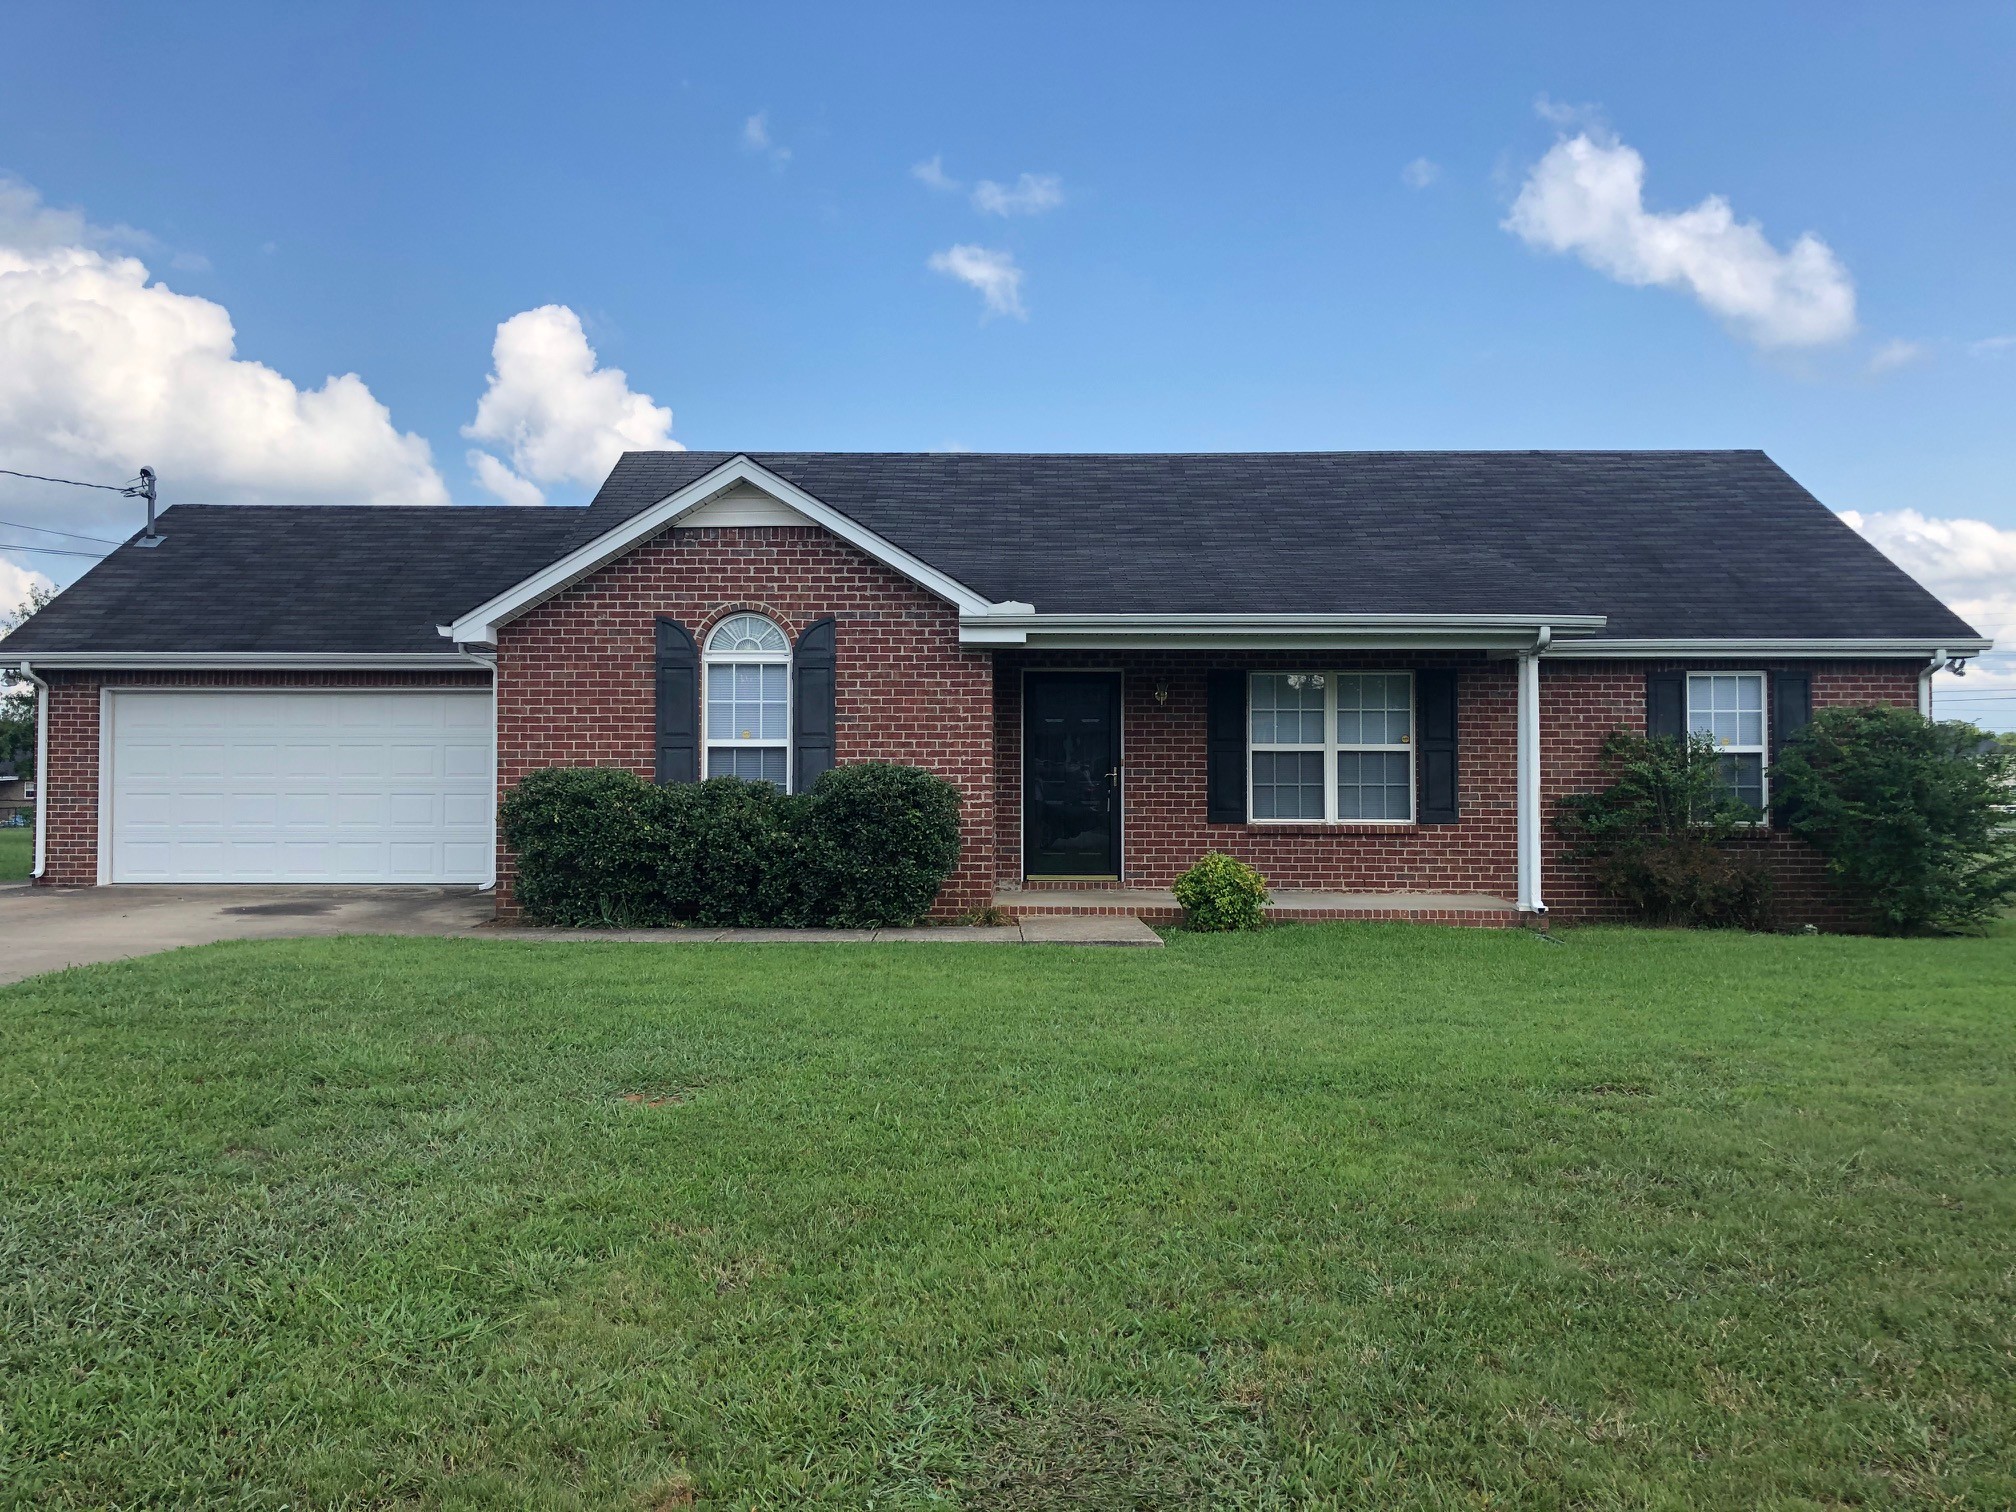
[16,660,48,880]
[962,612,1606,650]
[1919,647,1948,718]
[459,650,501,891]
[1515,633,1546,918]
[1542,638,1992,659]
[0,651,485,671]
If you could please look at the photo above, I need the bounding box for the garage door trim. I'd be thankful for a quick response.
[97,685,498,886]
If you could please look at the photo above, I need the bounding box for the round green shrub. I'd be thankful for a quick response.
[798,762,964,927]
[1171,852,1270,931]
[498,766,675,927]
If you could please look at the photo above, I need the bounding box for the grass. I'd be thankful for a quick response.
[0,824,28,881]
[2,924,2012,1509]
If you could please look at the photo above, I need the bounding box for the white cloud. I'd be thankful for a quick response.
[1401,157,1441,190]
[462,305,679,504]
[0,557,54,624]
[1969,334,2016,357]
[465,449,546,508]
[1504,127,1857,348]
[1840,507,2016,698]
[971,172,1063,217]
[741,112,791,165]
[1867,338,1930,374]
[0,177,446,569]
[911,155,960,192]
[0,174,146,254]
[927,245,1027,321]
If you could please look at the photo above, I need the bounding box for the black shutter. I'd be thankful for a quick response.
[1645,670,1685,740]
[654,618,699,784]
[792,617,836,793]
[1768,670,1812,830]
[1206,669,1247,823]
[1416,668,1459,823]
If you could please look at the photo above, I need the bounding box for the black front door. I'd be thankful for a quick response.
[1023,672,1122,877]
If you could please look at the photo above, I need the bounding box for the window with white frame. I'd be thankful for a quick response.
[1687,671,1766,812]
[1249,671,1414,822]
[704,613,790,788]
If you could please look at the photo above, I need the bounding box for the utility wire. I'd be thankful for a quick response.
[0,542,113,559]
[0,466,144,495]
[0,517,124,547]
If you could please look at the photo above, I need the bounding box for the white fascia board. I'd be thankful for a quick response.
[960,613,1605,650]
[0,651,489,671]
[447,454,999,644]
[1541,637,1994,659]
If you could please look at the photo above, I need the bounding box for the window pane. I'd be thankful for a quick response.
[1338,750,1411,820]
[1689,673,1763,749]
[1253,750,1324,819]
[707,614,788,653]
[1251,674,1325,745]
[1337,673,1411,746]
[710,661,789,741]
[708,746,787,788]
[1717,752,1764,813]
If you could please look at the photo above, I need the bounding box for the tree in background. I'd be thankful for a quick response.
[1,583,57,777]
[1771,706,2016,934]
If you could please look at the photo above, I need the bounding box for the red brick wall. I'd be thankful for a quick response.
[1540,659,1921,927]
[31,669,491,887]
[995,654,1922,927]
[494,524,996,916]
[995,652,1520,897]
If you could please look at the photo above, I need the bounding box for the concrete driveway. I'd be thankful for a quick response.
[0,884,494,986]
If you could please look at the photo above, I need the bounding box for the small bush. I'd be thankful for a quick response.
[1770,706,2016,933]
[796,763,966,928]
[1172,852,1270,931]
[499,761,964,929]
[1555,730,1773,929]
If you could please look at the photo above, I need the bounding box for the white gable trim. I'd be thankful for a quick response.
[446,455,1001,644]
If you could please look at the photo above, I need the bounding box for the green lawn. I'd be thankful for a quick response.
[0,824,28,881]
[3,926,2012,1509]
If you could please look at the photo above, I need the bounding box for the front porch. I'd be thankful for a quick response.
[993,883,1525,929]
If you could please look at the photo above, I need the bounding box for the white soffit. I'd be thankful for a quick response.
[674,482,812,528]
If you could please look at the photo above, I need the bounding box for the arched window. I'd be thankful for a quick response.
[703,613,790,788]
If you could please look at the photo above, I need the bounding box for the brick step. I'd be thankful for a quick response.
[995,886,1524,929]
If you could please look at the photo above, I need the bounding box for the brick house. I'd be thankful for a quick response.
[0,451,1990,926]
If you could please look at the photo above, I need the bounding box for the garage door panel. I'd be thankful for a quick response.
[108,691,492,884]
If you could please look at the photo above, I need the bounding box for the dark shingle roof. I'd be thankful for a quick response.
[0,505,594,655]
[1,451,1981,653]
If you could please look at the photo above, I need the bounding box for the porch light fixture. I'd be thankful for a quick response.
[1154,682,1170,705]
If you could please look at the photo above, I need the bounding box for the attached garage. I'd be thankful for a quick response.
[101,689,494,884]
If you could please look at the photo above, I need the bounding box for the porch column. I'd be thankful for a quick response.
[1515,648,1545,915]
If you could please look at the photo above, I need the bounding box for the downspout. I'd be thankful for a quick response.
[1516,627,1551,920]
[1918,647,1947,719]
[17,660,49,880]
[460,650,500,892]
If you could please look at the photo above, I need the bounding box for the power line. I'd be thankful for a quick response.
[0,466,144,495]
[0,517,124,547]
[0,542,112,559]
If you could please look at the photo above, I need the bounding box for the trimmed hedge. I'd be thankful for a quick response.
[499,763,963,929]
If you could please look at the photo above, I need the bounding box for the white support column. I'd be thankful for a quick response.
[1516,649,1544,916]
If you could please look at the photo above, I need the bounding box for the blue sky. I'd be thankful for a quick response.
[2,2,2013,720]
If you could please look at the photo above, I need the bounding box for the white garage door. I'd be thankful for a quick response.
[105,690,493,884]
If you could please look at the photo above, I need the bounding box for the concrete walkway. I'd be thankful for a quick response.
[0,884,1160,986]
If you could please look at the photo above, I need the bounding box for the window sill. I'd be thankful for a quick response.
[1240,820,1419,835]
